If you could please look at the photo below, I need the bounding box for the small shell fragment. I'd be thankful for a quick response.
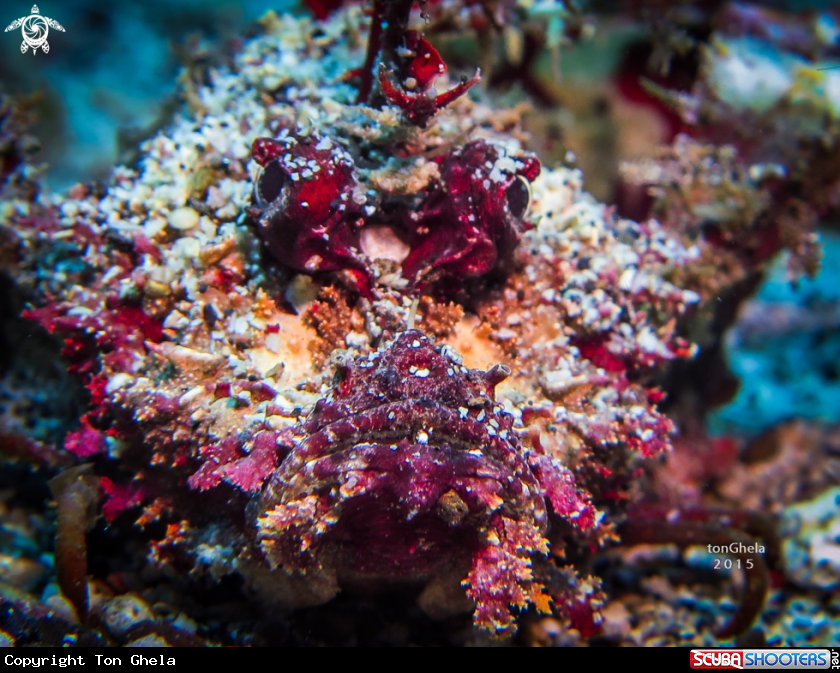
[168,207,200,231]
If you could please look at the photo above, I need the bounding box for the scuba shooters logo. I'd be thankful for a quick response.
[692,651,745,669]
[691,650,835,669]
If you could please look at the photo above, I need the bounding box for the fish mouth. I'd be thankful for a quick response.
[257,439,546,578]
[267,396,545,532]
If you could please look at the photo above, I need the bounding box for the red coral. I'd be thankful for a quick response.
[255,330,594,633]
[378,63,480,128]
[24,297,161,376]
[404,31,446,90]
[86,376,108,408]
[355,0,479,126]
[572,334,627,373]
[64,416,107,458]
[111,305,163,343]
[238,381,278,403]
[622,411,673,459]
[374,29,480,128]
[100,477,146,522]
[567,597,603,639]
[212,382,232,400]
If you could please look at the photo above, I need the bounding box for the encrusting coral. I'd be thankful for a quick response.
[0,0,832,646]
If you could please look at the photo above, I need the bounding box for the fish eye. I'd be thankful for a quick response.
[256,161,287,206]
[505,175,531,219]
